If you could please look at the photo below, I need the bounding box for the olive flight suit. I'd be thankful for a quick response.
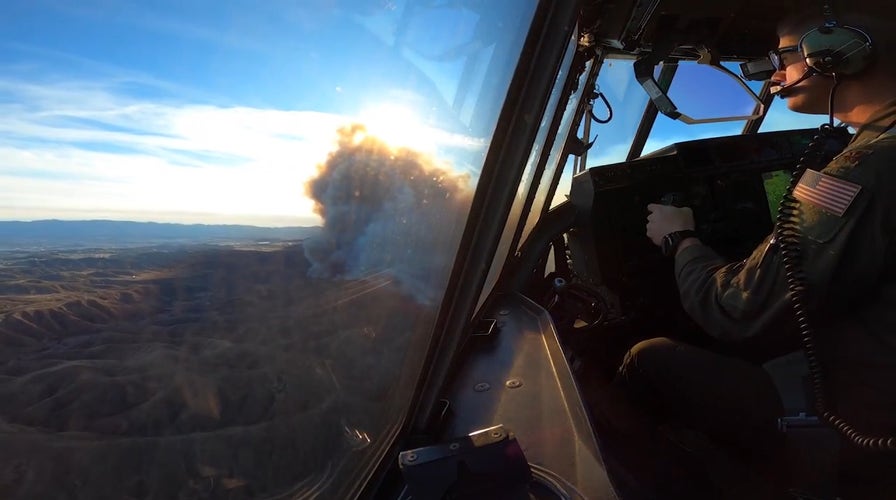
[617,99,896,498]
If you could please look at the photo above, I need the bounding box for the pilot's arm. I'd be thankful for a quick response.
[646,203,791,341]
[646,146,893,343]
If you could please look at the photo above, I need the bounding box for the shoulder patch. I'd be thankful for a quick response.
[794,169,862,217]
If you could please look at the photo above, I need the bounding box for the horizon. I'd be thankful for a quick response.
[0,217,320,228]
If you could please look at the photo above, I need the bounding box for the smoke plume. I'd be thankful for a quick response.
[304,124,473,304]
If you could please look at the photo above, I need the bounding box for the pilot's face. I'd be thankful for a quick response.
[771,31,832,115]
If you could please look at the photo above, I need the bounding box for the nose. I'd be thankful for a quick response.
[770,68,787,86]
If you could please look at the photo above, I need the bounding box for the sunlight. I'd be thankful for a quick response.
[357,103,438,152]
[0,78,345,226]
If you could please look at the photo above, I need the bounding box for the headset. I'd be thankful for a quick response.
[799,1,874,75]
[770,1,874,93]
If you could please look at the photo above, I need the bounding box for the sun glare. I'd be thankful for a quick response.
[357,104,438,152]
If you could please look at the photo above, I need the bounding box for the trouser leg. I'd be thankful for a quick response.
[603,337,789,498]
[615,336,785,456]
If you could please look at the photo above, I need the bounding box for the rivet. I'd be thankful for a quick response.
[506,378,522,389]
[474,382,491,392]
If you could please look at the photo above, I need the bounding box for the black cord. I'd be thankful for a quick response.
[588,90,613,124]
[775,123,896,451]
[827,76,839,127]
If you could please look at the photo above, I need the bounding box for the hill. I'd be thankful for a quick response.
[0,220,320,250]
[0,241,426,499]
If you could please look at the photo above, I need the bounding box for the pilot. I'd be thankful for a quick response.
[618,0,896,498]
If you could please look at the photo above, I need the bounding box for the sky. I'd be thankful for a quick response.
[584,58,830,168]
[2,0,827,227]
[1,0,523,227]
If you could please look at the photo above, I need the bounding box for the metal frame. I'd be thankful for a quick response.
[357,0,583,496]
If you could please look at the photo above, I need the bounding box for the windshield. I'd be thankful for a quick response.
[581,56,819,168]
[0,1,537,498]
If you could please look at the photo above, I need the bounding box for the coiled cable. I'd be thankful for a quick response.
[774,123,896,451]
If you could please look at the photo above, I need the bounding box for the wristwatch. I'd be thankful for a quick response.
[661,229,698,257]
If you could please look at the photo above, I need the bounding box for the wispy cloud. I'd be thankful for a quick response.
[0,75,358,226]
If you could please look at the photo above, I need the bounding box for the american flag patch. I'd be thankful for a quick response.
[794,169,862,217]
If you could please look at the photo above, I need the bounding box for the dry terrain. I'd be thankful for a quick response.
[0,243,433,499]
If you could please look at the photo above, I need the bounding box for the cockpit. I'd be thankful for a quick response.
[2,0,890,499]
[390,1,884,499]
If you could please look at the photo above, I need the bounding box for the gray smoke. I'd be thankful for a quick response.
[304,124,473,304]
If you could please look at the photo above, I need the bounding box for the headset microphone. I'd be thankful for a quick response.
[770,67,819,95]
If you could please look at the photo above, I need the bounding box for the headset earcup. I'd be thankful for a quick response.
[800,26,874,75]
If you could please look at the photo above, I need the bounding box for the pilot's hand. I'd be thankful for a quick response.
[646,203,695,246]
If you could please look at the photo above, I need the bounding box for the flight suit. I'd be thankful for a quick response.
[618,98,896,498]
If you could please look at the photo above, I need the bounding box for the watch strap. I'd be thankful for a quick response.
[661,229,698,257]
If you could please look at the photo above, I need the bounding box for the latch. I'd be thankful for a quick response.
[398,425,531,499]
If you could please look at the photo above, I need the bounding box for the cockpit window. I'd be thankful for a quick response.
[637,61,765,155]
[584,58,652,165]
[759,104,834,132]
[580,56,806,168]
[0,1,537,497]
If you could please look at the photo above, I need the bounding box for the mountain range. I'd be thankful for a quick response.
[0,220,320,250]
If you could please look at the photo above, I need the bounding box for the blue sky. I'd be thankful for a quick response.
[3,1,412,111]
[2,0,524,226]
[583,58,829,168]
[2,0,825,226]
